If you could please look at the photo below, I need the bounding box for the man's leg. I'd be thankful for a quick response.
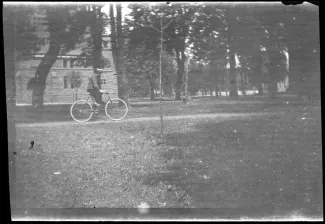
[94,90,106,105]
[88,90,100,107]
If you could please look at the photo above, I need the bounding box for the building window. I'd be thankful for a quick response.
[103,41,108,48]
[63,76,69,89]
[63,59,68,68]
[71,82,75,89]
[70,59,76,68]
[100,79,106,84]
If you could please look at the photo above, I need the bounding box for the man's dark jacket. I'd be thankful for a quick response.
[87,74,100,91]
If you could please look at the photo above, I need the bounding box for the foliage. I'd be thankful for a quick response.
[74,5,109,69]
[68,70,82,89]
[187,60,204,96]
[26,5,91,107]
[125,3,178,98]
[127,3,204,100]
[3,5,42,60]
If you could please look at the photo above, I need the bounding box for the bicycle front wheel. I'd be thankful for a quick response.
[70,100,94,122]
[105,98,128,121]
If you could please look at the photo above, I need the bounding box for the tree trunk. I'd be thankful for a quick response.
[170,83,174,98]
[91,6,103,72]
[241,70,246,95]
[268,76,277,99]
[215,84,219,98]
[268,52,278,99]
[183,57,189,98]
[175,51,185,101]
[183,55,192,104]
[211,67,219,98]
[90,6,103,101]
[257,81,263,95]
[228,51,238,97]
[226,7,238,98]
[149,77,155,101]
[116,4,129,105]
[32,39,62,108]
[287,46,301,95]
[31,7,68,108]
[257,66,263,95]
[109,4,118,71]
[253,47,263,95]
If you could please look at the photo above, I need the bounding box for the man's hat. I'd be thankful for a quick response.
[95,68,109,73]
[94,68,102,73]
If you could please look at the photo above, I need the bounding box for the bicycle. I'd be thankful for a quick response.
[70,90,128,123]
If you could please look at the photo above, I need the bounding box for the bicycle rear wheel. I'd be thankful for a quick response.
[70,100,94,122]
[105,98,128,121]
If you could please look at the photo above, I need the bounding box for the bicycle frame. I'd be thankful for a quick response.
[86,92,112,110]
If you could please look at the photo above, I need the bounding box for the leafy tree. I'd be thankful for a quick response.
[163,3,201,100]
[125,42,176,100]
[68,70,82,101]
[161,50,177,97]
[187,60,204,97]
[125,3,177,100]
[74,6,110,71]
[227,4,288,98]
[28,5,89,108]
[28,4,115,107]
[126,46,159,100]
[189,4,229,98]
[282,4,319,98]
[182,50,192,101]
[127,3,211,101]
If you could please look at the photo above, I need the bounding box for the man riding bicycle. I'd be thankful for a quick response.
[87,68,107,109]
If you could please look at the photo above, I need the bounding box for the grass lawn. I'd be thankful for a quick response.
[14,94,319,124]
[13,99,322,217]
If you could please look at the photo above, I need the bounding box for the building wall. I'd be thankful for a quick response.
[16,54,118,105]
[16,12,118,105]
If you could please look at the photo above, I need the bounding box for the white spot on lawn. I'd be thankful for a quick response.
[138,202,150,214]
[234,130,237,132]
[54,172,60,175]
[203,175,210,180]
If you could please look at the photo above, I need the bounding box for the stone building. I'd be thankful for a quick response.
[15,10,118,105]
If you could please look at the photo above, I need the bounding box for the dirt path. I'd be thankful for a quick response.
[15,112,278,128]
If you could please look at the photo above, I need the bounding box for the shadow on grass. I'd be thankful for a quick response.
[140,113,323,216]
